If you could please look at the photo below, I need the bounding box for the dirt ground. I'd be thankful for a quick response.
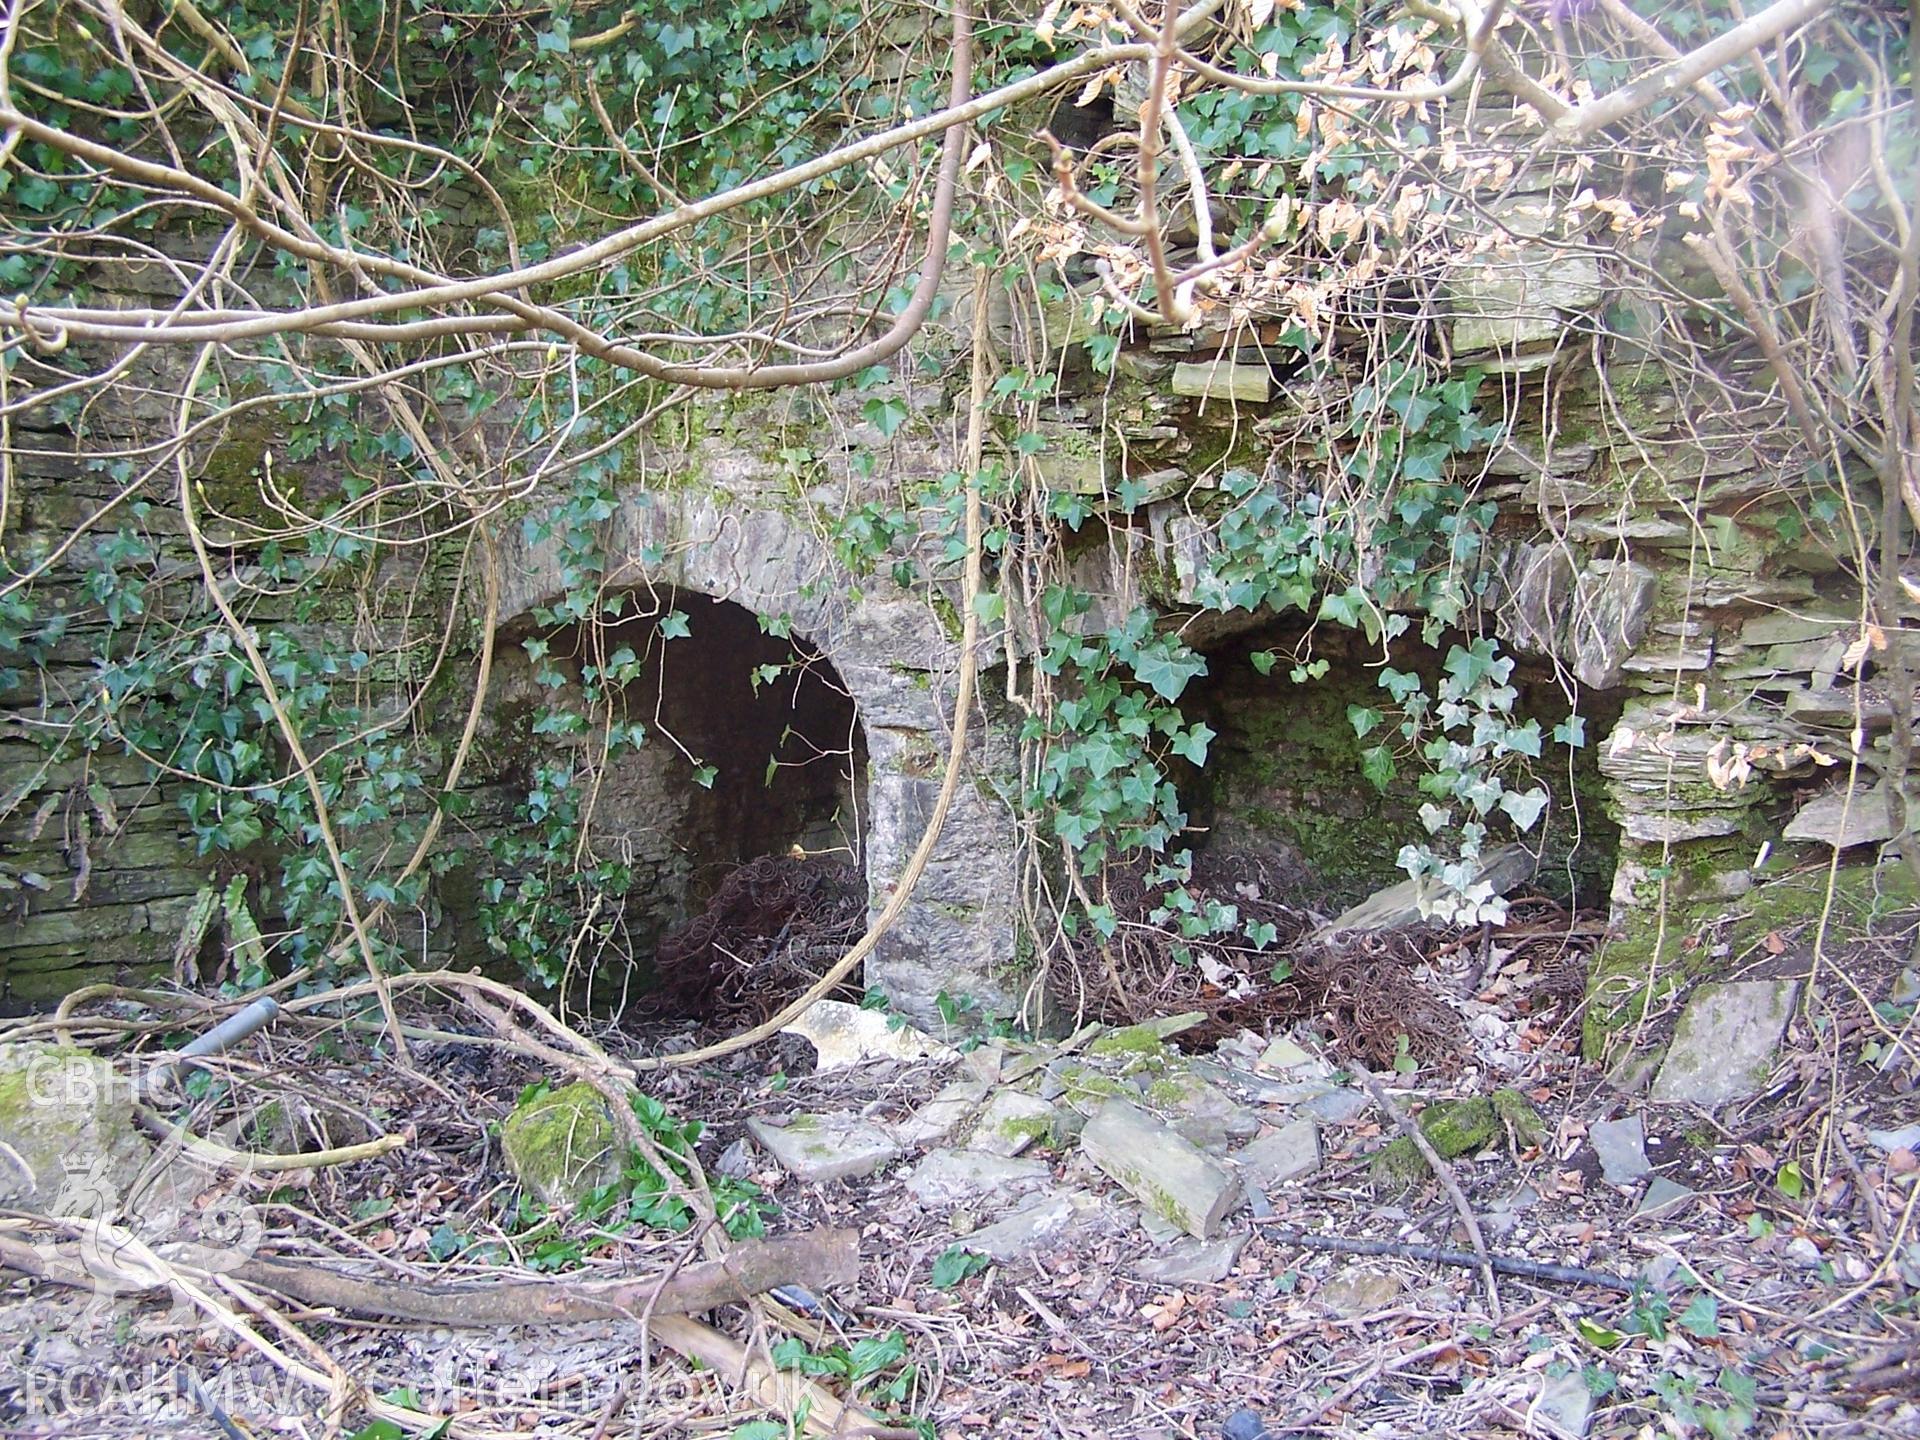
[2,884,1917,1440]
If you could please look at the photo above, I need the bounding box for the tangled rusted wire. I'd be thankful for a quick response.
[1051,849,1599,1072]
[646,854,867,1026]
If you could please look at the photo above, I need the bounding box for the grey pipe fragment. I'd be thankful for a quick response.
[145,997,282,1091]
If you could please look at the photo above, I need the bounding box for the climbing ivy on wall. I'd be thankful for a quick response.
[3,0,1909,1004]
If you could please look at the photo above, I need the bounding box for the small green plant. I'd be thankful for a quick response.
[930,1246,991,1289]
[1651,1369,1758,1439]
[1392,1033,1418,1076]
[770,1330,920,1408]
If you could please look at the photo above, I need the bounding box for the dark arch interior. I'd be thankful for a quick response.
[600,590,869,907]
[495,588,869,989]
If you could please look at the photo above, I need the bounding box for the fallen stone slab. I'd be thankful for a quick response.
[1132,1233,1248,1286]
[1081,1100,1240,1238]
[1589,1115,1651,1186]
[1635,1176,1694,1221]
[0,1043,151,1212]
[503,1082,624,1209]
[1303,1088,1370,1124]
[1233,1119,1321,1192]
[969,1089,1060,1157]
[1149,1072,1261,1154]
[1187,1057,1336,1107]
[903,1148,1052,1206]
[1086,1012,1205,1057]
[1867,1124,1920,1153]
[780,1000,956,1070]
[747,1113,902,1183]
[1319,843,1533,935]
[965,1189,1106,1261]
[1535,1368,1596,1438]
[1256,1036,1328,1076]
[1370,1090,1544,1190]
[1650,980,1798,1107]
[1171,360,1269,404]
[893,1079,990,1147]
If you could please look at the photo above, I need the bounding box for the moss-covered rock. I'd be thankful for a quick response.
[1369,1091,1544,1191]
[500,1081,620,1210]
[0,1043,151,1211]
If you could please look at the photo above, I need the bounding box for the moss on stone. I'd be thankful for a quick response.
[1583,859,1920,1059]
[1145,1074,1195,1107]
[994,1114,1055,1147]
[1056,1064,1132,1108]
[1088,1023,1171,1059]
[500,1081,619,1208]
[1490,1088,1546,1147]
[1369,1096,1504,1190]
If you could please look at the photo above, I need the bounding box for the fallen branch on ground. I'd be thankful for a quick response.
[241,1228,858,1325]
[0,1227,859,1324]
[1258,1226,1635,1293]
[131,1106,407,1173]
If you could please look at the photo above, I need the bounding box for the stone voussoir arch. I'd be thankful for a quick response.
[493,456,1024,1027]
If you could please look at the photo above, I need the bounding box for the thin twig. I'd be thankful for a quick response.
[1350,1061,1504,1317]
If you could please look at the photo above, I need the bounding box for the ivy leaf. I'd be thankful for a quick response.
[1250,649,1277,676]
[1378,667,1423,703]
[1360,744,1395,792]
[1170,723,1215,765]
[659,610,691,639]
[1554,714,1587,748]
[1347,704,1382,740]
[1678,1292,1720,1339]
[1498,786,1549,831]
[1130,645,1206,701]
[862,395,910,437]
[1502,720,1543,758]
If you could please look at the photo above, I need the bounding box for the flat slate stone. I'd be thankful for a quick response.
[1316,1265,1404,1317]
[747,1113,902,1183]
[1320,843,1532,935]
[903,1148,1051,1206]
[894,1079,990,1147]
[1589,1115,1651,1186]
[1535,1369,1596,1437]
[968,1090,1059,1156]
[965,1189,1105,1261]
[1783,778,1897,849]
[1233,1119,1322,1191]
[1304,1088,1371,1124]
[1635,1177,1694,1220]
[1171,360,1269,404]
[1867,1124,1920,1153]
[1132,1233,1248,1286]
[780,1000,956,1070]
[1650,980,1798,1108]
